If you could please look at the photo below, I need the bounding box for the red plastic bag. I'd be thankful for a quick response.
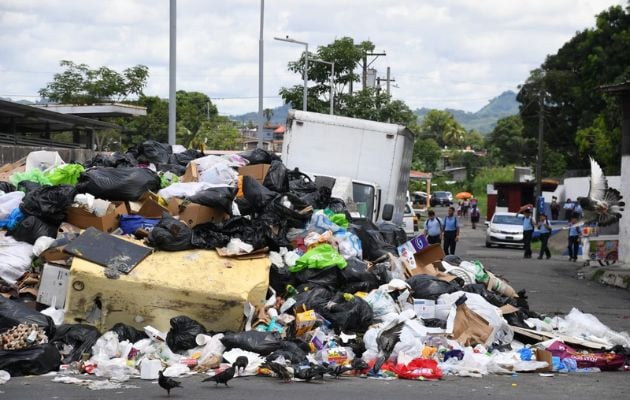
[381,358,443,380]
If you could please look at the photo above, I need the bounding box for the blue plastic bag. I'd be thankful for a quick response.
[0,208,25,230]
[119,215,160,235]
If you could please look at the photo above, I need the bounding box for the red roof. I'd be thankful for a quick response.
[273,126,286,134]
[409,170,432,180]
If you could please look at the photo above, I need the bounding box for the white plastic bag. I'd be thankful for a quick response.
[0,191,25,219]
[32,236,56,257]
[157,181,216,200]
[0,370,10,385]
[562,308,630,347]
[200,162,238,186]
[0,237,34,286]
[41,301,65,325]
[223,238,254,255]
[222,348,265,376]
[365,288,399,319]
[25,150,64,172]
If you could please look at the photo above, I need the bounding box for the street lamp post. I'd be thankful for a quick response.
[274,36,308,111]
[312,59,335,115]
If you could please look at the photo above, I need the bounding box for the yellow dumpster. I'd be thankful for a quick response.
[64,248,270,333]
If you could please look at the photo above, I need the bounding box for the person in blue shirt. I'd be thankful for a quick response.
[537,213,552,259]
[442,206,460,255]
[567,214,582,262]
[423,210,443,245]
[522,208,535,258]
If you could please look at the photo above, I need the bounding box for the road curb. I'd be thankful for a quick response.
[580,263,630,290]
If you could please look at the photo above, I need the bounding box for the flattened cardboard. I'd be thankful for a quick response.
[167,198,229,228]
[37,263,70,309]
[450,303,493,347]
[413,244,446,268]
[238,164,270,182]
[65,201,128,233]
[535,348,553,372]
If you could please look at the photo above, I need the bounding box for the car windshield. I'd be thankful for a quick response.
[435,192,448,198]
[352,182,375,220]
[493,215,523,225]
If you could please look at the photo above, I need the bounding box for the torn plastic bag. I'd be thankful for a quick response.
[221,331,282,355]
[190,223,231,249]
[8,215,59,245]
[406,274,462,301]
[293,266,342,290]
[20,185,77,224]
[147,214,193,251]
[51,324,101,364]
[119,215,161,235]
[0,191,25,219]
[166,316,207,354]
[76,167,161,201]
[242,176,277,210]
[263,160,289,193]
[187,186,236,214]
[348,218,397,261]
[291,244,347,273]
[137,140,172,165]
[238,148,279,165]
[0,181,16,193]
[45,164,85,186]
[340,258,381,293]
[0,236,33,286]
[265,193,312,229]
[0,344,61,377]
[319,293,373,333]
[0,296,55,337]
[111,323,148,343]
[293,285,335,312]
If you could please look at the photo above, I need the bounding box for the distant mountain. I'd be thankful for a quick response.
[415,90,519,133]
[229,103,290,125]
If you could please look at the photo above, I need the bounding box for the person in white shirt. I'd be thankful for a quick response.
[423,210,443,245]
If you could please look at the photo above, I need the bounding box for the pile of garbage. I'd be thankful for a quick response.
[0,142,629,389]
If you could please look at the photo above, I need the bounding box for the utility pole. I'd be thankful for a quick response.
[378,66,395,96]
[361,51,386,90]
[168,0,176,146]
[257,0,264,149]
[536,82,545,200]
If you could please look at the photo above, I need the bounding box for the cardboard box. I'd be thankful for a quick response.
[37,263,70,309]
[535,348,553,372]
[137,193,171,218]
[413,244,445,270]
[295,309,317,336]
[65,202,128,233]
[181,163,199,183]
[167,198,229,228]
[397,234,430,269]
[238,164,270,182]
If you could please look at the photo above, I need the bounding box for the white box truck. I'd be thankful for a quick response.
[282,110,414,227]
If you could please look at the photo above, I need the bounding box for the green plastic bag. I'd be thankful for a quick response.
[472,260,489,283]
[159,171,180,188]
[45,164,85,185]
[9,170,51,188]
[290,244,348,273]
[329,213,349,229]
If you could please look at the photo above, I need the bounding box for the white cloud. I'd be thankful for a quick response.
[0,0,625,115]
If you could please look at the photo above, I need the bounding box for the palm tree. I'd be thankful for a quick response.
[263,108,274,126]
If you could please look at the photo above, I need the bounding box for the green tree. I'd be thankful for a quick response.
[198,116,242,150]
[464,130,484,150]
[176,91,217,147]
[418,109,466,148]
[412,138,441,172]
[39,60,148,104]
[485,115,532,166]
[517,3,630,173]
[263,108,274,125]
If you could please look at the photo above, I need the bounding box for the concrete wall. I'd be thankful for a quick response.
[0,145,95,165]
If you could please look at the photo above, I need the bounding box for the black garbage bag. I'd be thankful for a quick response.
[157,163,186,176]
[267,340,308,364]
[406,274,463,301]
[187,186,236,214]
[111,323,148,343]
[51,324,101,364]
[0,344,61,376]
[443,255,463,266]
[8,215,59,245]
[287,169,316,195]
[327,197,348,214]
[242,176,277,210]
[378,221,407,248]
[20,185,77,224]
[76,167,161,201]
[137,140,172,165]
[191,223,231,249]
[293,285,335,312]
[263,160,289,193]
[239,148,279,165]
[221,331,282,355]
[0,181,16,193]
[217,216,269,250]
[463,284,515,308]
[269,264,291,294]
[349,218,396,261]
[171,149,204,166]
[265,193,312,229]
[422,319,447,329]
[319,293,373,333]
[340,258,381,293]
[84,152,136,168]
[166,316,207,354]
[234,197,254,216]
[0,297,55,337]
[17,180,43,194]
[147,214,193,251]
[293,266,342,290]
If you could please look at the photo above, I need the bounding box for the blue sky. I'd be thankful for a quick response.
[0,0,624,115]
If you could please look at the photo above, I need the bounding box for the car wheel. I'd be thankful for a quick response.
[485,241,491,248]
[498,244,505,248]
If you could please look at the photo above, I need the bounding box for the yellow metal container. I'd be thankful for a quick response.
[64,248,270,333]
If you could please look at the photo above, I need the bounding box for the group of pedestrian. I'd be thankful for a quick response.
[521,206,583,261]
[424,207,460,255]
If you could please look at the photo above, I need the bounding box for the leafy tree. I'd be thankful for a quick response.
[176,91,217,147]
[464,130,485,150]
[412,138,441,172]
[198,116,243,150]
[39,60,148,104]
[485,115,532,166]
[417,109,466,148]
[517,3,630,174]
[263,108,274,125]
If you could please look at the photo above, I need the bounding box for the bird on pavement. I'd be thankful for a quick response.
[158,369,182,397]
[263,361,293,383]
[372,321,404,373]
[328,364,353,379]
[351,358,369,373]
[234,356,249,375]
[293,366,317,382]
[578,157,625,226]
[202,363,236,387]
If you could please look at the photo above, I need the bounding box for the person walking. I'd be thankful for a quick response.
[423,210,443,245]
[537,214,552,259]
[550,197,560,221]
[470,204,480,229]
[563,198,575,221]
[462,199,470,217]
[443,206,460,255]
[522,208,535,258]
[567,214,582,262]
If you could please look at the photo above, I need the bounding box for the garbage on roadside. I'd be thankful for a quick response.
[0,145,628,389]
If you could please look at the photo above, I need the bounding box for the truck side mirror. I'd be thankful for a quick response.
[382,204,394,221]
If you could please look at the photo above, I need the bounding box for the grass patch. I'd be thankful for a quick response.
[591,269,606,282]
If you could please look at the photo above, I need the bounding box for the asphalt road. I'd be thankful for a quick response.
[2,211,630,399]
